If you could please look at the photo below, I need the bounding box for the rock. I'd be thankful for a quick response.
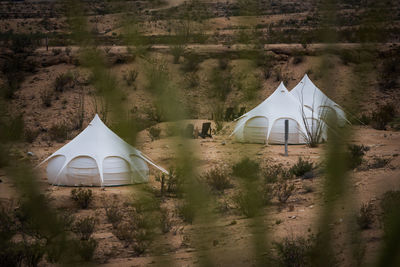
[221,141,226,145]
[27,151,35,157]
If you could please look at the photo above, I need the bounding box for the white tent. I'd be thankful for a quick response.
[231,82,319,144]
[39,114,167,186]
[290,74,347,124]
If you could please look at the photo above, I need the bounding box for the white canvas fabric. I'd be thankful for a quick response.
[290,74,347,124]
[231,82,316,144]
[39,114,167,186]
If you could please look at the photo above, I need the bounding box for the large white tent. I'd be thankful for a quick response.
[38,114,167,186]
[231,82,320,144]
[290,74,347,124]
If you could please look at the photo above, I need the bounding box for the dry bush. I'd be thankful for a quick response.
[368,157,391,169]
[123,68,138,87]
[73,216,97,240]
[54,72,74,92]
[370,103,396,130]
[48,122,70,143]
[203,167,233,192]
[184,72,200,89]
[274,180,295,204]
[114,206,156,255]
[104,203,123,227]
[274,234,316,267]
[71,188,93,209]
[357,202,374,229]
[24,128,40,143]
[160,207,172,233]
[40,88,53,107]
[263,163,292,184]
[148,127,161,141]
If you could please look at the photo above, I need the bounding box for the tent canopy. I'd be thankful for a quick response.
[290,74,347,123]
[39,114,167,186]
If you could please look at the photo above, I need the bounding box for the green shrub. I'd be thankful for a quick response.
[232,157,260,180]
[0,202,17,242]
[73,216,97,240]
[209,66,232,101]
[357,202,374,229]
[218,58,229,70]
[76,238,97,261]
[347,144,368,169]
[54,72,74,92]
[71,188,93,209]
[23,241,45,267]
[164,167,185,196]
[171,45,184,64]
[203,167,232,192]
[389,117,400,131]
[181,53,201,72]
[0,243,24,267]
[380,190,400,233]
[290,157,314,177]
[178,202,195,224]
[233,191,262,218]
[370,103,396,130]
[49,122,69,143]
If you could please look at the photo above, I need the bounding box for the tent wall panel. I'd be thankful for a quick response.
[46,155,66,184]
[269,118,300,144]
[102,156,132,186]
[243,117,269,143]
[130,155,149,183]
[66,156,101,186]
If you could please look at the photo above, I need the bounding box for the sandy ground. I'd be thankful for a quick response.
[1,121,399,266]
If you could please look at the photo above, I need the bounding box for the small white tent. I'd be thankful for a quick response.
[290,74,347,124]
[39,114,167,186]
[231,82,318,144]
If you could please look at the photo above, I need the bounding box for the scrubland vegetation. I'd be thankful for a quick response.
[0,0,399,266]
